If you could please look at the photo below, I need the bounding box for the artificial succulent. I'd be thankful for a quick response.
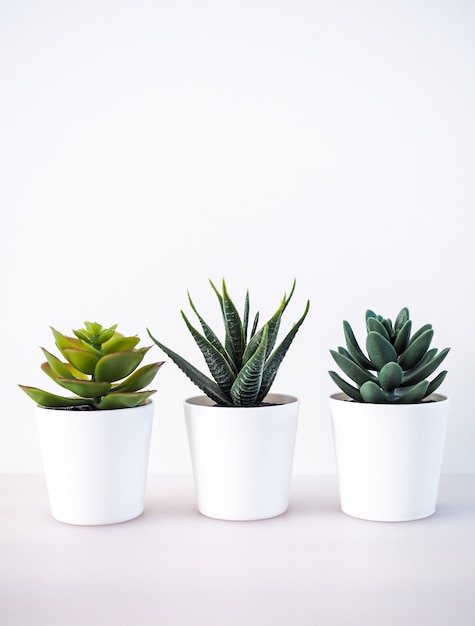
[19,322,163,409]
[148,279,310,407]
[329,307,449,403]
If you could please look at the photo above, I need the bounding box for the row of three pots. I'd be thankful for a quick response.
[36,390,449,525]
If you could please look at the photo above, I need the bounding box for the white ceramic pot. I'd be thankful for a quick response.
[184,393,299,521]
[36,401,154,525]
[329,393,449,522]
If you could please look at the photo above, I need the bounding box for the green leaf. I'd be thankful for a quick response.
[18,385,93,408]
[366,317,390,340]
[221,279,245,370]
[409,323,433,344]
[257,300,310,403]
[41,348,84,380]
[426,370,448,397]
[394,307,410,333]
[48,375,112,398]
[378,361,403,392]
[101,336,141,354]
[343,321,375,370]
[95,390,156,410]
[393,320,412,354]
[181,311,236,394]
[113,362,164,393]
[94,351,144,383]
[187,291,235,373]
[98,327,117,344]
[394,380,430,403]
[330,349,377,386]
[84,321,103,335]
[62,348,99,375]
[243,290,250,343]
[230,325,268,406]
[147,329,232,406]
[328,371,363,401]
[366,331,397,369]
[398,329,434,370]
[360,381,388,403]
[401,347,450,386]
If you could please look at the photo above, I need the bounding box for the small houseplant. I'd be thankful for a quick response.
[148,279,310,520]
[328,307,450,521]
[20,321,163,525]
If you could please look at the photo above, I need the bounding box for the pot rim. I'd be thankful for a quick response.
[185,393,299,408]
[35,399,154,414]
[329,392,448,405]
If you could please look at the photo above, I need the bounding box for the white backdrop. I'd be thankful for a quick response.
[1,0,474,474]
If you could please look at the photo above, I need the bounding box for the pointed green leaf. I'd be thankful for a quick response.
[62,348,99,375]
[394,319,412,354]
[378,361,403,392]
[221,279,245,370]
[426,370,448,397]
[343,321,375,370]
[328,371,363,401]
[230,325,268,406]
[18,385,93,408]
[398,329,434,370]
[41,348,84,380]
[360,381,388,403]
[366,331,397,369]
[257,300,310,403]
[95,390,156,410]
[409,323,433,344]
[113,362,164,393]
[94,351,144,383]
[401,347,450,386]
[181,311,236,393]
[147,329,232,405]
[243,290,250,343]
[330,349,377,386]
[84,321,103,335]
[394,379,430,403]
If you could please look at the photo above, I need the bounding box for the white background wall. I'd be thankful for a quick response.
[1,0,474,474]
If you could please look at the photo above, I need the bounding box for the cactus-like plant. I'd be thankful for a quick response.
[329,307,449,403]
[19,322,163,409]
[147,279,310,407]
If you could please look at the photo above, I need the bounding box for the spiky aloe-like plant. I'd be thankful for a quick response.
[148,280,310,407]
[19,322,163,409]
[329,308,449,403]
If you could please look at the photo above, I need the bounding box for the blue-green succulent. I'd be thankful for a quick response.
[329,307,449,403]
[19,322,163,409]
[148,279,310,407]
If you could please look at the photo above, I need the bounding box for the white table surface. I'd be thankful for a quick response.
[1,474,474,626]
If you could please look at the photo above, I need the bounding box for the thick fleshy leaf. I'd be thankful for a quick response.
[394,307,410,333]
[401,347,450,386]
[94,351,143,382]
[50,376,111,398]
[426,370,448,397]
[18,385,92,407]
[343,321,375,370]
[330,349,377,386]
[328,371,363,401]
[366,332,397,369]
[366,317,390,340]
[62,348,99,375]
[41,349,81,380]
[230,325,268,406]
[394,320,412,354]
[113,362,164,393]
[378,361,403,392]
[84,321,103,335]
[360,381,388,403]
[398,329,434,370]
[394,380,430,403]
[147,329,232,405]
[95,390,155,410]
[221,279,245,370]
[101,336,140,354]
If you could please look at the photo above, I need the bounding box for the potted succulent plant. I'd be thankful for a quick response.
[148,279,310,521]
[19,322,163,525]
[328,307,450,522]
